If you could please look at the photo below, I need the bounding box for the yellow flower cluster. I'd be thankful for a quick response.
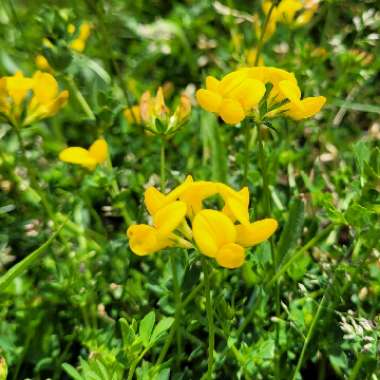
[259,0,320,41]
[196,66,326,125]
[124,87,191,135]
[127,176,278,269]
[35,22,92,71]
[59,138,108,170]
[0,71,69,127]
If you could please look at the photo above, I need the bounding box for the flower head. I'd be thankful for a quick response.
[59,138,108,170]
[123,87,191,135]
[196,66,326,124]
[0,71,68,126]
[127,176,278,269]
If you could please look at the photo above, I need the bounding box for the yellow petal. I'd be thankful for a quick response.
[79,22,91,41]
[192,209,236,258]
[89,138,108,164]
[285,96,326,120]
[144,187,166,215]
[32,72,59,103]
[205,76,220,92]
[127,224,169,256]
[165,175,194,202]
[43,90,69,117]
[219,98,245,125]
[6,72,33,106]
[219,184,250,224]
[195,89,222,113]
[59,147,97,169]
[236,218,278,247]
[219,70,248,97]
[216,243,245,269]
[154,87,169,117]
[70,38,85,52]
[35,55,51,71]
[229,78,266,111]
[278,80,301,103]
[277,0,303,23]
[153,201,187,236]
[123,105,141,124]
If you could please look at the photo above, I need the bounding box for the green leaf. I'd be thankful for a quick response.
[150,317,174,344]
[277,197,305,262]
[331,100,380,114]
[0,222,65,293]
[62,363,84,380]
[119,318,135,347]
[139,311,156,347]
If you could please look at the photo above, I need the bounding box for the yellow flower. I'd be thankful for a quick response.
[192,209,278,269]
[70,22,92,52]
[24,71,69,126]
[263,0,319,29]
[127,177,278,269]
[59,138,108,170]
[0,71,68,126]
[196,71,266,125]
[67,23,76,35]
[35,54,52,72]
[197,66,325,122]
[123,105,142,125]
[70,38,85,53]
[138,87,191,135]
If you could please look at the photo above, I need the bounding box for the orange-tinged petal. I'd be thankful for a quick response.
[144,187,166,215]
[123,105,141,124]
[153,201,187,236]
[89,138,108,164]
[59,147,97,169]
[236,218,278,247]
[205,76,220,92]
[219,98,245,125]
[216,243,245,269]
[192,209,236,258]
[196,89,222,113]
[285,96,326,120]
[127,224,169,256]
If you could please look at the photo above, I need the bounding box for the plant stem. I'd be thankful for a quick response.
[348,354,365,380]
[202,257,215,380]
[13,124,55,220]
[254,2,277,66]
[65,76,96,121]
[171,254,183,367]
[243,120,251,186]
[160,137,166,192]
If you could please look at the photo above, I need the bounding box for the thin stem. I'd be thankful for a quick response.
[160,137,166,192]
[202,257,215,380]
[171,254,183,367]
[13,124,55,220]
[243,120,251,186]
[65,76,96,121]
[155,271,216,365]
[348,354,365,380]
[254,2,277,66]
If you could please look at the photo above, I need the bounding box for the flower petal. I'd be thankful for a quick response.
[127,224,169,256]
[219,98,245,125]
[144,187,166,215]
[285,96,326,120]
[278,80,301,103]
[229,79,266,111]
[153,201,187,236]
[33,72,58,103]
[196,89,222,113]
[192,209,236,258]
[236,218,278,247]
[88,138,108,164]
[206,76,220,92]
[59,147,97,170]
[216,243,245,269]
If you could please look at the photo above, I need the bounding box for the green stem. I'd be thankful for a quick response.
[65,76,96,121]
[171,254,183,367]
[202,257,215,380]
[160,137,166,192]
[243,120,251,186]
[13,124,55,220]
[348,354,365,380]
[0,222,66,293]
[254,1,277,66]
[127,347,150,380]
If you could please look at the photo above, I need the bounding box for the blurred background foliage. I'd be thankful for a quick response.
[0,0,379,379]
